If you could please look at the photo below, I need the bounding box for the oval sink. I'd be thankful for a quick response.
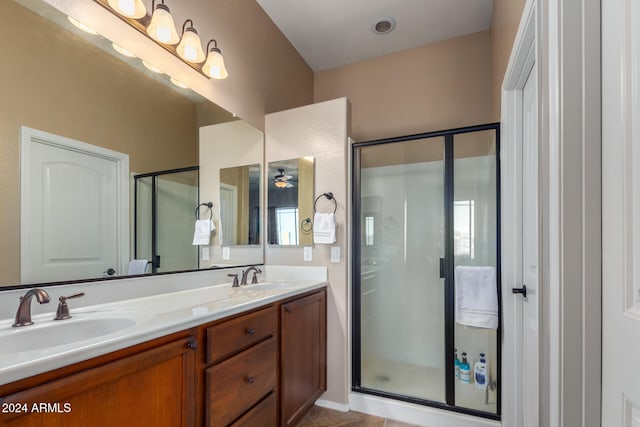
[1,311,151,354]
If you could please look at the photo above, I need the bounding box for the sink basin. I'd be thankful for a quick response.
[0,310,152,354]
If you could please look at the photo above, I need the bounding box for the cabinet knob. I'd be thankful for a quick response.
[187,339,198,350]
[246,376,255,384]
[245,327,255,335]
[284,306,292,313]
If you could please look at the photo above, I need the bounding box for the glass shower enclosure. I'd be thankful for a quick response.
[134,166,200,274]
[352,123,500,419]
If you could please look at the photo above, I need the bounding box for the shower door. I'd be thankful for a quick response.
[352,123,500,419]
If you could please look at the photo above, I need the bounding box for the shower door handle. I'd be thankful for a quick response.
[439,258,445,279]
[512,285,527,298]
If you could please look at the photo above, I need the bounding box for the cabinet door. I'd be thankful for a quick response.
[280,290,327,427]
[0,337,196,427]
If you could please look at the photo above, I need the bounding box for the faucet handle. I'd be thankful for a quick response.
[251,271,259,284]
[228,273,239,288]
[54,292,85,320]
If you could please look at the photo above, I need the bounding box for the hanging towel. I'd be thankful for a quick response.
[313,212,336,244]
[455,266,499,329]
[127,259,150,275]
[192,219,215,245]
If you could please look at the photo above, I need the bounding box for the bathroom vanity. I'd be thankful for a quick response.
[0,281,327,427]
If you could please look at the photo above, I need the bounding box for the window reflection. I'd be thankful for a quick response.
[454,200,475,259]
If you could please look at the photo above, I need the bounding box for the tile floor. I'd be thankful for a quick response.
[295,406,420,427]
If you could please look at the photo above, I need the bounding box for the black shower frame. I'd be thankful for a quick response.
[133,166,200,274]
[351,122,501,421]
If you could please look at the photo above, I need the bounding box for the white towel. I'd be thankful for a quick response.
[455,266,499,329]
[313,212,336,244]
[192,219,215,245]
[128,259,149,275]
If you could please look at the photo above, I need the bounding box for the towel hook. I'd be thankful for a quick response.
[314,192,337,214]
[195,202,213,220]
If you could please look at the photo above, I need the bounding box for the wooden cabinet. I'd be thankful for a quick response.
[0,335,197,427]
[204,306,278,427]
[280,289,327,427]
[0,287,327,427]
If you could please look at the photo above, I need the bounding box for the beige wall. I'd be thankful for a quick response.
[490,0,527,120]
[265,98,351,405]
[314,31,492,142]
[0,1,199,285]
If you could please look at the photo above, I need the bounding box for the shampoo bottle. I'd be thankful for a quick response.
[454,349,461,379]
[474,353,488,389]
[460,352,471,384]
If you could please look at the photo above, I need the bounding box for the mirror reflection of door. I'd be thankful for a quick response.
[219,164,261,246]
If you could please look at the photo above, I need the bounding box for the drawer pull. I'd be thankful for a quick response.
[246,376,255,384]
[284,306,292,313]
[187,339,198,350]
[245,327,255,335]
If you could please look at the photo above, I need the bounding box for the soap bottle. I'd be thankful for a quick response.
[460,352,471,384]
[454,349,461,379]
[474,353,488,389]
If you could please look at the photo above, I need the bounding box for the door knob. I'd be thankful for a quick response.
[512,285,527,298]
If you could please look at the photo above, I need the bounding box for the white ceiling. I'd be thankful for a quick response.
[256,0,494,71]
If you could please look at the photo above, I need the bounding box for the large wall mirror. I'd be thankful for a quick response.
[0,0,264,287]
[267,158,315,246]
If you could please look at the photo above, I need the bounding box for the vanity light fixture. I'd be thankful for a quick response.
[94,0,229,79]
[147,0,180,45]
[112,42,136,58]
[202,39,228,80]
[107,0,146,19]
[176,20,206,63]
[67,16,98,35]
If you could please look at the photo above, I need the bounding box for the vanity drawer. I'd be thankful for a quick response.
[206,337,277,427]
[231,391,277,427]
[206,306,277,364]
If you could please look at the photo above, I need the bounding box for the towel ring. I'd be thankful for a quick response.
[195,202,214,220]
[314,192,337,214]
[301,217,313,233]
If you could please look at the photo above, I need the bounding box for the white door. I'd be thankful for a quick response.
[519,63,539,427]
[602,0,640,424]
[21,127,129,283]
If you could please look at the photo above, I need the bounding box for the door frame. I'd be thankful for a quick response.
[501,0,601,424]
[20,126,130,280]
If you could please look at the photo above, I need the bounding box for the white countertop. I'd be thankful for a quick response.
[0,278,327,386]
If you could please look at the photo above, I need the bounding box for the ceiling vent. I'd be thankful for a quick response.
[372,17,396,35]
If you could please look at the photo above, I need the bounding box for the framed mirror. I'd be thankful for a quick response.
[0,0,264,287]
[267,157,315,246]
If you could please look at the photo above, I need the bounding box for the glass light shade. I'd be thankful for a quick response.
[176,29,205,63]
[202,49,228,79]
[146,4,180,45]
[107,0,146,19]
[275,181,292,188]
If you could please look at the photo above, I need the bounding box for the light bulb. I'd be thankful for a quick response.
[170,77,188,89]
[142,61,163,74]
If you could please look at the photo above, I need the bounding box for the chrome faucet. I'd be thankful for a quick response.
[240,266,262,286]
[13,288,51,327]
